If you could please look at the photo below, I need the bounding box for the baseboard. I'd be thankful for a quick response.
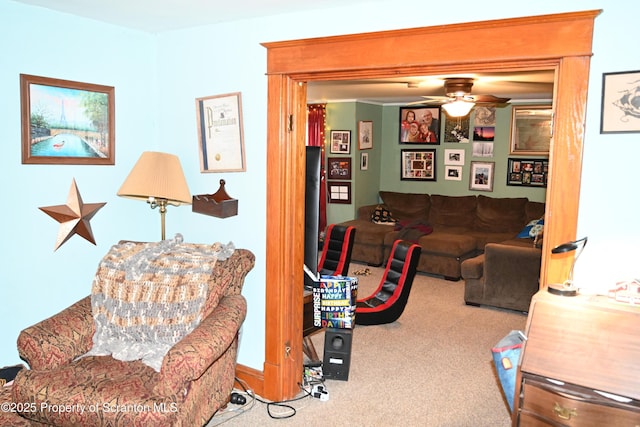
[235,363,264,397]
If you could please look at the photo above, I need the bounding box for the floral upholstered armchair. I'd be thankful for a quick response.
[11,237,254,427]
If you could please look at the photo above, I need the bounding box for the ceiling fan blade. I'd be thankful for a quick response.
[471,94,511,104]
[405,96,449,106]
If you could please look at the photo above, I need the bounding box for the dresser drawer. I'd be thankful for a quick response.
[520,380,640,427]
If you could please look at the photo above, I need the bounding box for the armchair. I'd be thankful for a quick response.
[12,239,255,427]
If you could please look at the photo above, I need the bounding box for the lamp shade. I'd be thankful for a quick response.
[442,100,475,117]
[117,151,191,205]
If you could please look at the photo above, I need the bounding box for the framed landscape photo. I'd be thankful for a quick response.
[358,120,373,149]
[506,157,549,187]
[401,149,436,181]
[330,130,351,154]
[20,74,115,165]
[328,181,351,204]
[196,92,246,172]
[469,161,495,192]
[509,105,552,155]
[399,106,440,144]
[327,157,352,180]
[600,70,640,133]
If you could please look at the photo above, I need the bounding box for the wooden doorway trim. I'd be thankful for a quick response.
[253,10,600,400]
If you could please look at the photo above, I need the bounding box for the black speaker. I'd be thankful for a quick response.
[322,328,353,381]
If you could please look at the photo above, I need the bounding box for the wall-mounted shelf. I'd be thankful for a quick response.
[192,179,238,218]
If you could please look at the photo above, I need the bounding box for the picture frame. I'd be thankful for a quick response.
[327,181,351,204]
[445,165,462,181]
[444,149,464,166]
[327,157,352,180]
[358,120,373,149]
[360,152,369,170]
[506,157,549,187]
[401,149,436,181]
[399,106,440,144]
[469,161,495,192]
[509,105,552,155]
[330,130,351,154]
[600,70,640,133]
[196,92,246,172]
[20,74,115,165]
[442,110,471,143]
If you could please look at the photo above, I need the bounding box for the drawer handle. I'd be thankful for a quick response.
[553,402,577,420]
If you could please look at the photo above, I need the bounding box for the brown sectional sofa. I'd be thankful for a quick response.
[336,191,545,281]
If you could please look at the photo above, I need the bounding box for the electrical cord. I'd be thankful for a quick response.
[234,376,316,419]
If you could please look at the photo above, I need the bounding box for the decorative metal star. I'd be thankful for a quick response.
[39,178,106,251]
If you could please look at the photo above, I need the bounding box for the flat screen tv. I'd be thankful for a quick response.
[304,146,321,289]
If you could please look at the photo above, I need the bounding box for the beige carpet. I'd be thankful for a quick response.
[209,263,526,426]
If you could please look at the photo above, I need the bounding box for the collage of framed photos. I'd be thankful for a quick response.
[507,158,549,187]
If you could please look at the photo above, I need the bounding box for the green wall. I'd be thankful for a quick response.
[325,101,547,224]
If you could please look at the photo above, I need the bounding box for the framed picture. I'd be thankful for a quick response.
[358,120,373,149]
[509,105,552,155]
[20,74,115,165]
[444,148,465,165]
[399,106,440,144]
[330,130,351,154]
[469,161,495,192]
[506,158,549,187]
[327,157,352,180]
[360,152,369,170]
[196,92,246,172]
[328,181,351,204]
[442,110,471,143]
[401,149,436,181]
[445,165,462,181]
[600,70,640,133]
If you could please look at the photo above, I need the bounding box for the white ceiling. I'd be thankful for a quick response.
[13,0,555,104]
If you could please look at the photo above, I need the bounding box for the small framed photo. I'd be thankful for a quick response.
[358,120,373,149]
[196,92,246,172]
[327,157,351,180]
[469,161,495,192]
[510,105,552,155]
[445,165,462,181]
[20,74,115,165]
[399,106,440,144]
[601,70,640,133]
[330,130,351,154]
[401,149,436,181]
[444,149,465,166]
[507,158,548,187]
[442,110,470,143]
[328,181,351,204]
[360,152,369,170]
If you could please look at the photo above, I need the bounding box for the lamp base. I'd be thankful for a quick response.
[547,283,579,297]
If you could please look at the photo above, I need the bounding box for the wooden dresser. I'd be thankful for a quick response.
[512,290,640,426]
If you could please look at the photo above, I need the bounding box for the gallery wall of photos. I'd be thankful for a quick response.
[397,104,550,190]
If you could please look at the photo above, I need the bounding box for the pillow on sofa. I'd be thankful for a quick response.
[81,236,234,372]
[517,218,544,239]
[371,205,397,224]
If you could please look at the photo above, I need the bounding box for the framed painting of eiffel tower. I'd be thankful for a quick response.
[20,74,115,165]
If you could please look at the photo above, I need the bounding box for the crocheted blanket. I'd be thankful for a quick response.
[81,235,235,371]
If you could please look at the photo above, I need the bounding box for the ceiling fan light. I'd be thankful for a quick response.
[442,100,475,117]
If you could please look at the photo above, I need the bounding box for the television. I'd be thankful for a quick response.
[304,146,322,289]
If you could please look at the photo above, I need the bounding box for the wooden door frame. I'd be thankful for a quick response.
[244,10,601,401]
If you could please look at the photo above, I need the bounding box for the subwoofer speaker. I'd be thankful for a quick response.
[322,328,353,381]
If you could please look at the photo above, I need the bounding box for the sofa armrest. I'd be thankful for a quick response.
[461,254,485,280]
[357,204,381,221]
[154,294,247,395]
[17,296,95,371]
[483,243,541,295]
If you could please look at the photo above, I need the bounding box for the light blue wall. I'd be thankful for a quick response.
[1,0,638,370]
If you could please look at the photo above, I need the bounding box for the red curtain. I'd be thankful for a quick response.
[307,104,327,240]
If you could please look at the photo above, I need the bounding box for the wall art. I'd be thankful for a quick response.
[401,149,436,181]
[600,70,640,133]
[442,110,470,143]
[509,105,552,154]
[330,130,351,154]
[358,120,373,149]
[506,158,548,187]
[327,157,351,180]
[469,161,495,192]
[328,181,351,204]
[21,74,115,165]
[445,165,462,181]
[399,106,440,144]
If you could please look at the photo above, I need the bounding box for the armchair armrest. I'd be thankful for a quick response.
[17,296,95,371]
[154,294,247,395]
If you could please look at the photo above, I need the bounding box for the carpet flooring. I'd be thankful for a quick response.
[208,262,527,427]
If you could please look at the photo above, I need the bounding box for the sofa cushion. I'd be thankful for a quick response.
[525,201,546,223]
[379,191,430,220]
[82,237,234,372]
[474,195,528,233]
[429,195,477,229]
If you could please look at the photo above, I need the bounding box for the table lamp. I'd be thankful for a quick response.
[117,151,191,240]
[547,236,588,296]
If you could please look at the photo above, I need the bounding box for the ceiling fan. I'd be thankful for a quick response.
[408,77,511,117]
